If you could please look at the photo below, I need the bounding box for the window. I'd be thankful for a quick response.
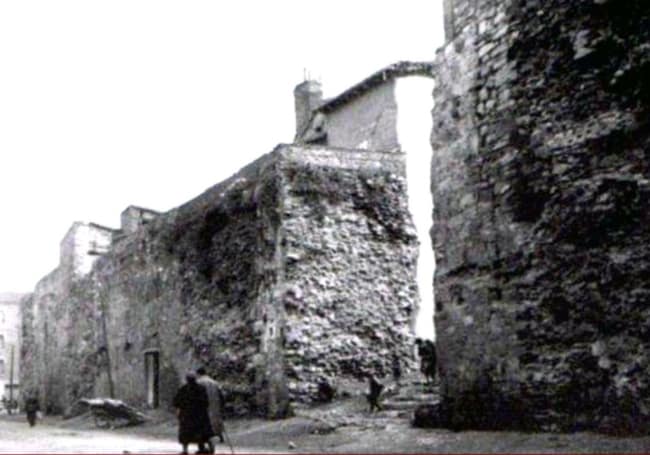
[0,335,4,349]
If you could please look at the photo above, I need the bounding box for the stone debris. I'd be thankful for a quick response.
[79,398,148,428]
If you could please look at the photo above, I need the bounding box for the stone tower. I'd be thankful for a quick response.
[432,0,650,433]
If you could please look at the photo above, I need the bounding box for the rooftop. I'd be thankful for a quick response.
[317,61,435,114]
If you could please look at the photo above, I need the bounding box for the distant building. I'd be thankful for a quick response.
[0,293,23,405]
[294,61,434,152]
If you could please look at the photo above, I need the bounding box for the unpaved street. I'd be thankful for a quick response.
[2,409,650,454]
[0,417,181,453]
[0,415,273,454]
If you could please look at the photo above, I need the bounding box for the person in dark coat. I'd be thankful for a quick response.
[366,374,384,413]
[24,395,40,427]
[196,367,225,446]
[173,372,215,455]
[416,338,437,386]
[392,353,402,387]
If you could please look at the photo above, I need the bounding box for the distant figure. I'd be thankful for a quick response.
[317,377,336,403]
[196,367,225,448]
[366,374,384,413]
[416,338,437,386]
[25,395,40,427]
[173,372,215,455]
[391,353,402,387]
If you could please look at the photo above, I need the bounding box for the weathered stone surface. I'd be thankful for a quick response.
[22,144,418,419]
[433,0,650,433]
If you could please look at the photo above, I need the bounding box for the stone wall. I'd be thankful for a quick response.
[432,0,650,433]
[19,294,35,401]
[279,147,418,400]
[22,144,418,418]
[120,206,160,235]
[60,223,115,278]
[26,268,67,413]
[21,222,116,414]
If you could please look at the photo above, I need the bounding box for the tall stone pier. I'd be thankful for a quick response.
[432,0,650,432]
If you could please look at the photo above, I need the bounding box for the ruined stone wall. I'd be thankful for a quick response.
[56,152,284,417]
[23,144,418,418]
[60,223,115,278]
[432,0,650,433]
[120,206,160,235]
[21,222,115,414]
[324,81,399,151]
[19,294,36,400]
[279,146,418,401]
[27,268,67,413]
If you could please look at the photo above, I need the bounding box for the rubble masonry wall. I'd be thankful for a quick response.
[22,144,418,418]
[433,0,650,432]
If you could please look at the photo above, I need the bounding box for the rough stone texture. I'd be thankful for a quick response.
[21,144,418,418]
[432,0,650,433]
[119,206,160,236]
[21,222,116,414]
[280,147,419,401]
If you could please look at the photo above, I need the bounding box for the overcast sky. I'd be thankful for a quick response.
[0,1,444,334]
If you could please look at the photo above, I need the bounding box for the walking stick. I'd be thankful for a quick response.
[221,424,235,455]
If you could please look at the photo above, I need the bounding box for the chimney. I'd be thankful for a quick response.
[294,80,323,139]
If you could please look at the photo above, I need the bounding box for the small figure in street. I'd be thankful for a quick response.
[24,394,40,427]
[392,353,402,387]
[196,367,226,449]
[416,338,437,386]
[366,373,384,413]
[173,372,215,455]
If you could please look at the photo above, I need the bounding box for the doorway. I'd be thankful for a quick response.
[144,350,159,408]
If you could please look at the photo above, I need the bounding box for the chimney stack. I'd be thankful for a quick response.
[294,80,323,139]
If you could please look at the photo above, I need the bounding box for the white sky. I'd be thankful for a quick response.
[0,1,445,335]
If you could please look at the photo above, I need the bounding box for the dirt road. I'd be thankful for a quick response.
[2,405,650,454]
[0,416,181,453]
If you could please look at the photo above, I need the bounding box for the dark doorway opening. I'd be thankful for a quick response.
[144,350,159,409]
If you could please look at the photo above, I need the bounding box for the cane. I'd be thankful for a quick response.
[221,424,235,455]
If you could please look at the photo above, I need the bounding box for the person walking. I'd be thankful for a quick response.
[391,353,402,388]
[24,394,40,427]
[173,372,215,455]
[366,373,384,413]
[196,367,226,447]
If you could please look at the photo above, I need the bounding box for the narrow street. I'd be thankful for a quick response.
[0,416,181,453]
[0,414,274,454]
[2,405,650,454]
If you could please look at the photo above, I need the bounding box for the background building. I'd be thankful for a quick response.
[0,292,23,408]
